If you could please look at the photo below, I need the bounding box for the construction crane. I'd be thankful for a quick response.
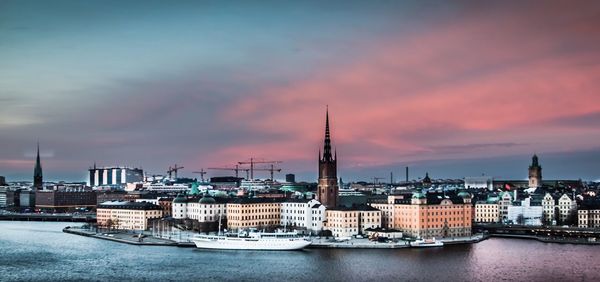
[167,164,184,180]
[192,169,208,182]
[237,158,282,180]
[373,177,385,187]
[207,165,246,179]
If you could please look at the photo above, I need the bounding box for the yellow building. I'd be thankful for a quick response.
[371,191,472,239]
[474,196,500,223]
[324,205,381,238]
[226,198,284,231]
[97,201,163,230]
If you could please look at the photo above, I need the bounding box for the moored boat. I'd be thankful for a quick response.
[192,230,311,251]
[410,238,444,248]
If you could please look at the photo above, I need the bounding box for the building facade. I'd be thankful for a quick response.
[88,165,144,187]
[97,201,163,230]
[35,189,97,211]
[317,109,339,209]
[324,206,381,238]
[226,198,284,231]
[507,197,543,226]
[371,192,472,239]
[474,201,500,223]
[281,199,326,235]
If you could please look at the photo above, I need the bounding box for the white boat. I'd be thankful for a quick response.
[411,238,444,248]
[192,230,311,251]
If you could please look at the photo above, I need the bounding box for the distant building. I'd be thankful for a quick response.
[465,176,493,190]
[324,205,381,238]
[317,109,339,209]
[285,174,296,183]
[97,201,163,230]
[0,176,7,186]
[88,165,143,187]
[33,143,43,190]
[35,188,97,211]
[19,190,36,208]
[528,154,542,189]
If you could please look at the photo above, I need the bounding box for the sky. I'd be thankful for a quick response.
[1,1,599,182]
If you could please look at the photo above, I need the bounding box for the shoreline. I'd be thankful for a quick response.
[63,226,486,249]
[489,233,600,245]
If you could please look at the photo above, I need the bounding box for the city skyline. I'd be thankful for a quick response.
[2,1,600,182]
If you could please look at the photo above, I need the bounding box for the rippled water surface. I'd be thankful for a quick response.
[1,221,599,281]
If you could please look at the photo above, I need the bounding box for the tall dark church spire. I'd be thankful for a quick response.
[321,107,334,162]
[33,142,43,190]
[318,107,338,208]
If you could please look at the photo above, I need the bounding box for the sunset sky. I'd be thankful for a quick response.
[1,1,599,182]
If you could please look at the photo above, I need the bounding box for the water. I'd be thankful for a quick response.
[1,222,599,282]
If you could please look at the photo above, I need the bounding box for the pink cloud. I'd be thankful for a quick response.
[214,6,600,168]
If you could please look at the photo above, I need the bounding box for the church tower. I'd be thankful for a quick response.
[528,154,542,189]
[317,108,338,208]
[33,142,43,190]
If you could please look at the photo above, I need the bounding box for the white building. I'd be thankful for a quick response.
[464,176,493,190]
[88,166,143,187]
[557,194,576,224]
[498,191,513,223]
[507,197,543,226]
[281,199,326,235]
[542,193,556,224]
[172,194,228,223]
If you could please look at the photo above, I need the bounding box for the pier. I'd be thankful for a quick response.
[0,213,96,222]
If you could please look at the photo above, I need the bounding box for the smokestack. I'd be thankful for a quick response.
[390,171,393,185]
[405,166,409,182]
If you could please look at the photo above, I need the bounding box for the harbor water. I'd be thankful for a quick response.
[1,221,599,282]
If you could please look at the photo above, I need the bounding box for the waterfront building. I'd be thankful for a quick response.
[474,197,500,223]
[578,198,600,228]
[317,108,339,209]
[172,193,228,222]
[542,193,556,224]
[557,194,577,224]
[0,187,6,208]
[35,188,97,212]
[498,191,513,223]
[158,197,173,217]
[88,164,144,188]
[226,198,285,231]
[97,201,163,230]
[33,143,43,190]
[528,154,542,189]
[281,199,326,235]
[370,191,472,239]
[506,197,543,225]
[324,205,381,238]
[19,190,36,208]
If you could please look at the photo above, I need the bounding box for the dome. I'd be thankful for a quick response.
[458,191,471,198]
[412,192,426,199]
[199,194,216,204]
[173,194,187,203]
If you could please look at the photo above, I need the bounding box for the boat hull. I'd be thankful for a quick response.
[192,237,311,251]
